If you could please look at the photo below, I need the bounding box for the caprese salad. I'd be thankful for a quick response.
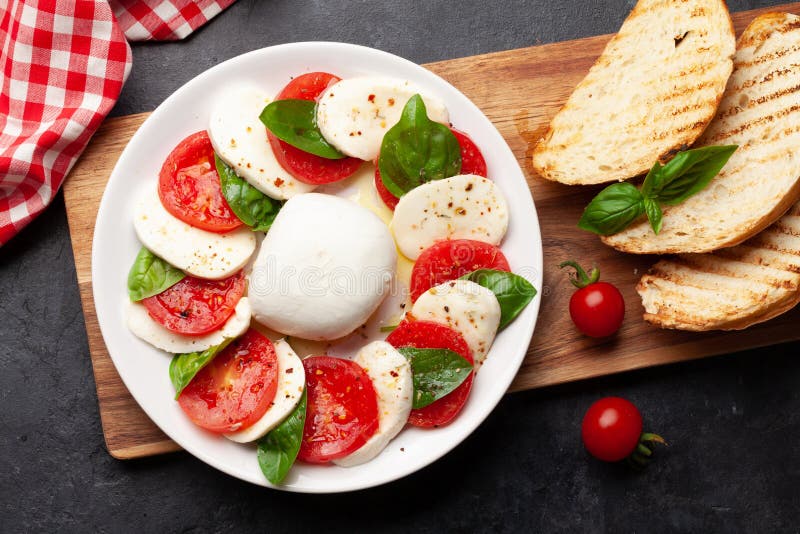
[125,70,537,485]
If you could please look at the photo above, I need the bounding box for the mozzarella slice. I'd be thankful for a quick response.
[126,297,252,354]
[390,174,509,260]
[410,280,500,365]
[333,341,413,467]
[249,193,397,340]
[316,77,449,161]
[208,84,316,200]
[133,187,255,280]
[224,339,306,440]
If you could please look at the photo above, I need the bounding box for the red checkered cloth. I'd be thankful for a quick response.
[111,0,235,41]
[0,0,235,246]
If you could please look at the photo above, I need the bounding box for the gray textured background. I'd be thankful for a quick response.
[2,0,799,531]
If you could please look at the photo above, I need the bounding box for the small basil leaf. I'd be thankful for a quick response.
[169,338,234,399]
[378,94,461,198]
[397,347,472,409]
[649,145,737,205]
[640,161,663,200]
[460,269,538,330]
[259,99,345,159]
[643,197,663,235]
[127,247,185,302]
[215,154,282,232]
[257,389,307,485]
[578,182,645,236]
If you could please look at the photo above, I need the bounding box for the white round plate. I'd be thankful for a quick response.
[92,42,543,493]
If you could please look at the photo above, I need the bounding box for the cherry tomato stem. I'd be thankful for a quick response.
[559,260,600,288]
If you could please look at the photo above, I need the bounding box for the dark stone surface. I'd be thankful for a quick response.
[1,0,798,531]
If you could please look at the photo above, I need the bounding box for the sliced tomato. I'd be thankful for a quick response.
[386,320,474,428]
[451,129,487,177]
[141,271,245,335]
[277,71,340,100]
[409,240,510,302]
[178,329,279,433]
[374,128,488,210]
[374,167,399,210]
[298,356,379,463]
[158,131,242,233]
[268,72,363,185]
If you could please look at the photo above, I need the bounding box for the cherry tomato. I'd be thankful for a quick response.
[374,128,488,210]
[158,131,242,233]
[268,72,363,185]
[141,271,245,335]
[410,239,510,302]
[581,397,643,462]
[560,260,624,337]
[386,320,474,427]
[178,329,279,433]
[298,356,379,463]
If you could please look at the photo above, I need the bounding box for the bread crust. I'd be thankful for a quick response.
[638,198,800,331]
[532,0,735,185]
[603,12,800,255]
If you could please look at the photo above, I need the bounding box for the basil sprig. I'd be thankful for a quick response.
[215,154,282,232]
[169,339,233,398]
[397,347,472,409]
[257,389,307,485]
[127,247,185,302]
[378,94,462,198]
[259,99,345,159]
[578,145,738,236]
[460,269,538,330]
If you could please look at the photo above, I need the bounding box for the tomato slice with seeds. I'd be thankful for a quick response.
[268,72,363,185]
[141,271,245,335]
[178,329,279,433]
[386,320,474,428]
[452,129,487,177]
[298,356,379,463]
[158,131,242,233]
[374,128,488,210]
[409,240,510,302]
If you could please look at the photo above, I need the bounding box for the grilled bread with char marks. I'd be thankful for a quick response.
[531,0,735,185]
[637,201,800,330]
[603,12,800,254]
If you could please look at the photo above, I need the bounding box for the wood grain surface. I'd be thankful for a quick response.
[63,2,800,459]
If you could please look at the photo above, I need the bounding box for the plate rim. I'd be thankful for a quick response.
[92,40,543,493]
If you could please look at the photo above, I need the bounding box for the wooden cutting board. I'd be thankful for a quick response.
[64,2,800,459]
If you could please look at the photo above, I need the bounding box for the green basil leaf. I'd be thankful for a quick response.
[215,154,282,232]
[640,161,663,200]
[643,197,663,235]
[127,247,185,302]
[460,269,538,330]
[378,94,462,198]
[169,338,234,398]
[578,182,645,236]
[257,389,307,485]
[259,99,345,159]
[648,145,737,205]
[397,347,472,409]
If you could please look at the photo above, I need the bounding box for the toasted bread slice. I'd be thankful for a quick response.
[531,0,735,185]
[604,13,800,254]
[637,201,800,331]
